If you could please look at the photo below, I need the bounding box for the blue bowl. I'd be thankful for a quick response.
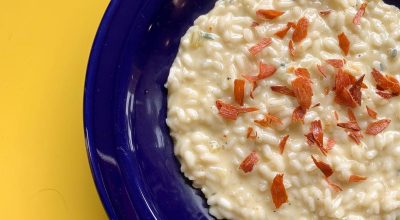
[84,0,400,219]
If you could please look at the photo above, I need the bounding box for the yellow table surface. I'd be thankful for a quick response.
[0,0,109,219]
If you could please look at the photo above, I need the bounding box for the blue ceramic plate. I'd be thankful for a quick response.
[84,0,400,219]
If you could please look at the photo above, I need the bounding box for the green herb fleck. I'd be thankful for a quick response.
[380,62,385,71]
[200,31,218,40]
[390,48,398,58]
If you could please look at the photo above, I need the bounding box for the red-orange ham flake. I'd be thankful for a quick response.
[376,90,397,99]
[366,119,391,135]
[279,135,289,154]
[292,106,306,123]
[311,155,333,177]
[294,67,311,79]
[353,2,368,25]
[371,68,400,95]
[366,106,377,119]
[248,37,272,55]
[335,88,358,108]
[275,22,295,38]
[242,62,277,98]
[348,131,363,144]
[335,69,356,92]
[337,121,361,131]
[258,62,278,80]
[316,64,328,78]
[292,76,313,110]
[347,109,358,122]
[326,138,336,152]
[239,151,259,173]
[255,113,283,127]
[289,40,295,59]
[305,132,316,146]
[256,9,285,20]
[271,174,288,209]
[292,17,309,43]
[311,120,327,155]
[338,32,350,56]
[216,100,258,120]
[349,175,367,183]
[234,79,245,106]
[326,59,345,68]
[334,70,359,108]
[325,177,343,193]
[237,107,260,113]
[334,110,339,121]
[349,75,365,106]
[246,127,257,140]
[270,85,295,97]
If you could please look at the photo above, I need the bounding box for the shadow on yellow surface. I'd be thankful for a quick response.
[0,0,109,219]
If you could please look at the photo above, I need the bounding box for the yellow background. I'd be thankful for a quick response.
[0,0,109,219]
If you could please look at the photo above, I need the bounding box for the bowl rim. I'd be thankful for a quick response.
[84,0,127,219]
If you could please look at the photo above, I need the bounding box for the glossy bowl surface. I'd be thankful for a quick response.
[84,0,400,219]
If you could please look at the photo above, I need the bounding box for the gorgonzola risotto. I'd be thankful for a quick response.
[166,0,400,219]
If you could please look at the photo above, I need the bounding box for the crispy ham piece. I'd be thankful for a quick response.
[311,155,333,177]
[275,22,295,38]
[256,9,285,20]
[326,59,345,68]
[366,119,391,135]
[292,17,309,43]
[255,113,283,127]
[271,174,288,209]
[325,177,343,192]
[338,32,350,56]
[294,68,311,79]
[270,85,295,97]
[246,127,257,139]
[234,79,245,106]
[349,75,365,106]
[316,64,328,78]
[292,76,313,110]
[248,38,273,55]
[353,2,368,25]
[371,68,400,96]
[334,70,363,108]
[366,106,377,119]
[292,106,306,123]
[242,62,277,98]
[279,135,289,154]
[349,175,367,183]
[306,120,328,155]
[348,131,363,144]
[239,151,259,173]
[216,100,258,120]
[289,40,295,59]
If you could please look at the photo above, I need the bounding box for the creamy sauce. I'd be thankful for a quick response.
[167,0,400,219]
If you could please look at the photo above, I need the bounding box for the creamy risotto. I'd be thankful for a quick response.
[166,0,400,219]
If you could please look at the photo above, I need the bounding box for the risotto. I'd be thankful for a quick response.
[166,0,400,219]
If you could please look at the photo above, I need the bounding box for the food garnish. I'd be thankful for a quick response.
[271,174,288,209]
[249,37,272,55]
[349,175,367,183]
[239,151,259,173]
[366,119,391,135]
[311,155,333,177]
[279,135,289,154]
[256,9,285,20]
[234,79,245,106]
[353,2,368,25]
